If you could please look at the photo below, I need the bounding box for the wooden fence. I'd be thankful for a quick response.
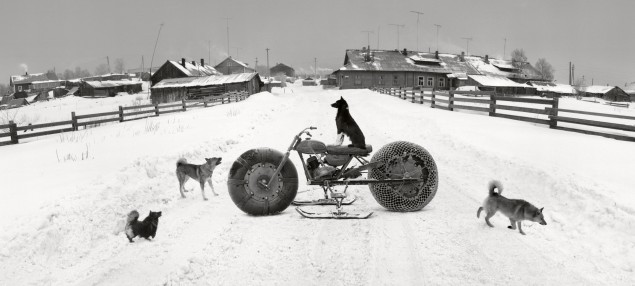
[0,91,249,146]
[372,87,635,142]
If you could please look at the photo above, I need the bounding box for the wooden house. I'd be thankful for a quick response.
[150,72,264,104]
[9,72,56,93]
[270,63,295,77]
[466,75,537,94]
[79,80,143,97]
[214,57,256,75]
[151,58,220,86]
[577,86,631,102]
[331,49,478,90]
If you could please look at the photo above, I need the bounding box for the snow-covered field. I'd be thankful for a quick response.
[0,85,633,285]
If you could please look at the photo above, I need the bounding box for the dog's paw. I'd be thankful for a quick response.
[203,197,209,201]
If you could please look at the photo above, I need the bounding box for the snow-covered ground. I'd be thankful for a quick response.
[0,85,633,285]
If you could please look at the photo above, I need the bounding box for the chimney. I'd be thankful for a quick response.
[402,48,408,56]
[192,61,196,66]
[201,58,205,66]
[435,51,439,59]
[181,58,186,67]
[460,52,465,62]
[484,55,489,64]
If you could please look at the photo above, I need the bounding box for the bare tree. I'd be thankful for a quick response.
[535,58,555,81]
[511,49,527,68]
[0,83,11,95]
[114,58,125,74]
[94,64,109,76]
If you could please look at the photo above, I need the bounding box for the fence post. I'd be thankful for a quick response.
[155,104,160,116]
[549,97,559,129]
[411,90,415,103]
[71,112,78,131]
[8,121,18,144]
[182,98,187,111]
[431,91,436,108]
[118,106,124,122]
[489,95,497,116]
[449,92,454,111]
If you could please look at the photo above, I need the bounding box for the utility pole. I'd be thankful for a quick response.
[388,24,405,50]
[149,22,164,87]
[503,38,508,60]
[106,56,111,74]
[233,47,241,59]
[223,18,231,57]
[461,37,473,55]
[410,11,424,52]
[377,26,380,50]
[266,48,270,78]
[434,24,441,52]
[141,55,144,79]
[255,58,258,74]
[361,30,374,48]
[569,62,572,85]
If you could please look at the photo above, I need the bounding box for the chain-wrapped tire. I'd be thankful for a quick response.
[228,148,298,215]
[368,141,438,212]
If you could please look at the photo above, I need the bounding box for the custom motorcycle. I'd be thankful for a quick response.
[227,127,438,219]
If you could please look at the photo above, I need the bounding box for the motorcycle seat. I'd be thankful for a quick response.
[326,145,372,155]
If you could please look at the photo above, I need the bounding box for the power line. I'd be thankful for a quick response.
[223,18,231,57]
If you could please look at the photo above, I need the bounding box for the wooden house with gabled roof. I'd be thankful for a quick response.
[151,58,221,86]
[214,57,256,75]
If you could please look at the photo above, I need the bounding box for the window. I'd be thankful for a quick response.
[354,75,362,86]
[393,75,399,86]
[378,75,384,85]
[427,77,434,87]
[418,76,425,86]
[439,77,445,87]
[18,86,22,92]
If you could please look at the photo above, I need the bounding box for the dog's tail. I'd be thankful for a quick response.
[126,210,139,226]
[488,180,503,196]
[176,158,187,167]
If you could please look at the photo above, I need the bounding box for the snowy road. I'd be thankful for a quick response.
[1,86,633,285]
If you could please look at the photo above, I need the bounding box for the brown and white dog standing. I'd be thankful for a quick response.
[477,180,547,235]
[176,157,222,200]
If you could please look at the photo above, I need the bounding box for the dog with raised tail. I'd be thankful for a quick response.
[176,157,222,200]
[477,180,547,235]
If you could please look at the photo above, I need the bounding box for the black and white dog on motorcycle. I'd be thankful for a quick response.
[331,96,366,149]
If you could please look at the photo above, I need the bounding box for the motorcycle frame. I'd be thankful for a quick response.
[266,127,423,191]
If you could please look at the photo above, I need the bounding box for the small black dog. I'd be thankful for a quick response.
[331,96,366,149]
[124,210,162,243]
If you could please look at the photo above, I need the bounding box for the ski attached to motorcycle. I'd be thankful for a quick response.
[291,196,357,206]
[295,207,373,219]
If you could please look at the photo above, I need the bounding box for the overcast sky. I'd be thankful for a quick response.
[1,0,634,86]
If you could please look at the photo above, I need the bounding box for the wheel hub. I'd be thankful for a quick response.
[244,163,283,201]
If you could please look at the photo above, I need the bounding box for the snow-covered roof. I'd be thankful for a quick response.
[466,56,542,81]
[468,75,530,87]
[335,50,477,74]
[84,80,143,88]
[169,60,220,77]
[529,81,577,94]
[578,85,616,94]
[151,73,260,89]
[10,73,52,84]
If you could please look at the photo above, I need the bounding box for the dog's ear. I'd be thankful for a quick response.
[539,207,544,213]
